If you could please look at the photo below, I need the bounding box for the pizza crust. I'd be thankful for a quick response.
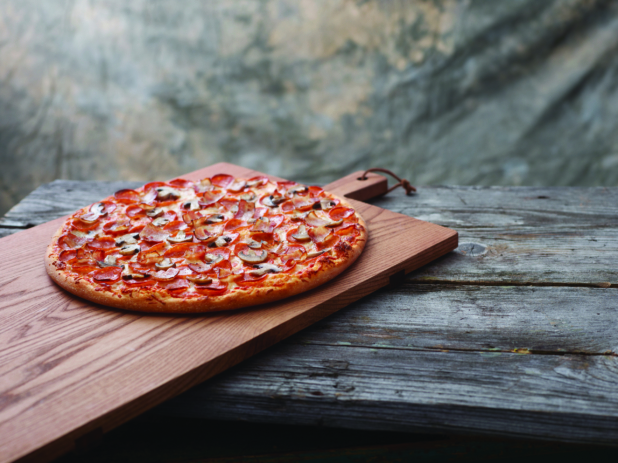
[45,193,366,314]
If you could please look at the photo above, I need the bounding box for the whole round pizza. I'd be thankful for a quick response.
[45,174,367,313]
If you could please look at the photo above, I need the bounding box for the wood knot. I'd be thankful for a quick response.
[455,242,487,257]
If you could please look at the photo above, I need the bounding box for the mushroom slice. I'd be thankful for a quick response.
[262,194,286,207]
[238,249,268,264]
[146,207,164,218]
[122,272,148,280]
[291,210,308,220]
[187,275,213,285]
[78,212,100,224]
[204,254,224,265]
[325,218,343,227]
[115,233,140,246]
[182,200,200,211]
[194,226,216,243]
[90,202,106,215]
[210,236,232,248]
[320,199,337,211]
[286,185,308,197]
[248,240,262,249]
[249,263,282,277]
[152,217,170,227]
[155,258,176,270]
[206,214,225,224]
[291,224,311,241]
[119,244,141,256]
[307,250,327,258]
[98,255,120,268]
[167,230,192,243]
[155,187,180,200]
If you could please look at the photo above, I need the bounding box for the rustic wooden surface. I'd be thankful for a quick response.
[0,165,457,463]
[1,182,617,454]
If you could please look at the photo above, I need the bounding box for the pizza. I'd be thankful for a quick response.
[45,174,367,313]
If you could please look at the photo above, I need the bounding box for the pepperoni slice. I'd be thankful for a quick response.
[225,219,248,231]
[194,279,228,295]
[188,262,212,273]
[143,181,167,192]
[308,186,325,198]
[211,174,235,188]
[59,250,77,262]
[129,262,154,275]
[98,201,117,215]
[93,267,122,282]
[335,224,360,236]
[71,218,100,232]
[169,178,194,188]
[103,219,131,235]
[164,243,194,258]
[280,200,294,213]
[292,196,316,211]
[88,236,116,250]
[123,278,156,287]
[72,265,99,275]
[329,206,355,221]
[114,189,140,204]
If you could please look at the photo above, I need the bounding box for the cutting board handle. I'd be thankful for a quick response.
[324,171,389,202]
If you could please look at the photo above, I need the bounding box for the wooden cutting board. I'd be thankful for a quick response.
[0,163,457,463]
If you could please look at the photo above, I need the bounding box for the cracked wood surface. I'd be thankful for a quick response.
[1,182,617,446]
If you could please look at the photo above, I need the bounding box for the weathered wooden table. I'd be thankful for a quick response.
[1,181,617,458]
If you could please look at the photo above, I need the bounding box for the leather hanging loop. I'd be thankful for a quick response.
[360,168,416,196]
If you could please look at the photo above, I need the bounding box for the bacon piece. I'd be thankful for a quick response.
[182,210,203,225]
[329,206,355,221]
[96,201,117,215]
[252,215,284,233]
[140,188,158,205]
[126,205,146,218]
[193,279,228,295]
[58,233,90,250]
[139,223,169,242]
[162,279,190,292]
[198,189,225,206]
[234,199,255,220]
[114,189,140,204]
[188,262,212,273]
[335,224,360,236]
[194,226,216,242]
[292,196,316,211]
[246,175,269,187]
[103,219,131,235]
[129,262,154,275]
[93,267,122,282]
[305,211,335,227]
[280,244,306,261]
[152,267,179,281]
[317,233,340,251]
[308,226,332,243]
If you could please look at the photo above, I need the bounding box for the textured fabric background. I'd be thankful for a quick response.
[2,0,618,215]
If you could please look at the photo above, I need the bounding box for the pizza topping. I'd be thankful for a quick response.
[167,230,192,243]
[182,200,200,210]
[155,187,180,200]
[139,223,169,242]
[238,248,268,264]
[262,194,286,207]
[291,224,311,241]
[155,258,176,270]
[249,263,282,277]
[119,244,141,255]
[187,275,213,285]
[52,174,364,306]
[152,267,179,281]
[114,189,140,203]
[146,207,164,218]
[307,250,327,258]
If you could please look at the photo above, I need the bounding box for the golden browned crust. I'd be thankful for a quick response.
[45,193,366,314]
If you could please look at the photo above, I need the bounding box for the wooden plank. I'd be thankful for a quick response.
[158,342,618,446]
[0,163,457,463]
[157,283,618,444]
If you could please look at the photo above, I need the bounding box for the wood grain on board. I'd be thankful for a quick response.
[0,163,457,463]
